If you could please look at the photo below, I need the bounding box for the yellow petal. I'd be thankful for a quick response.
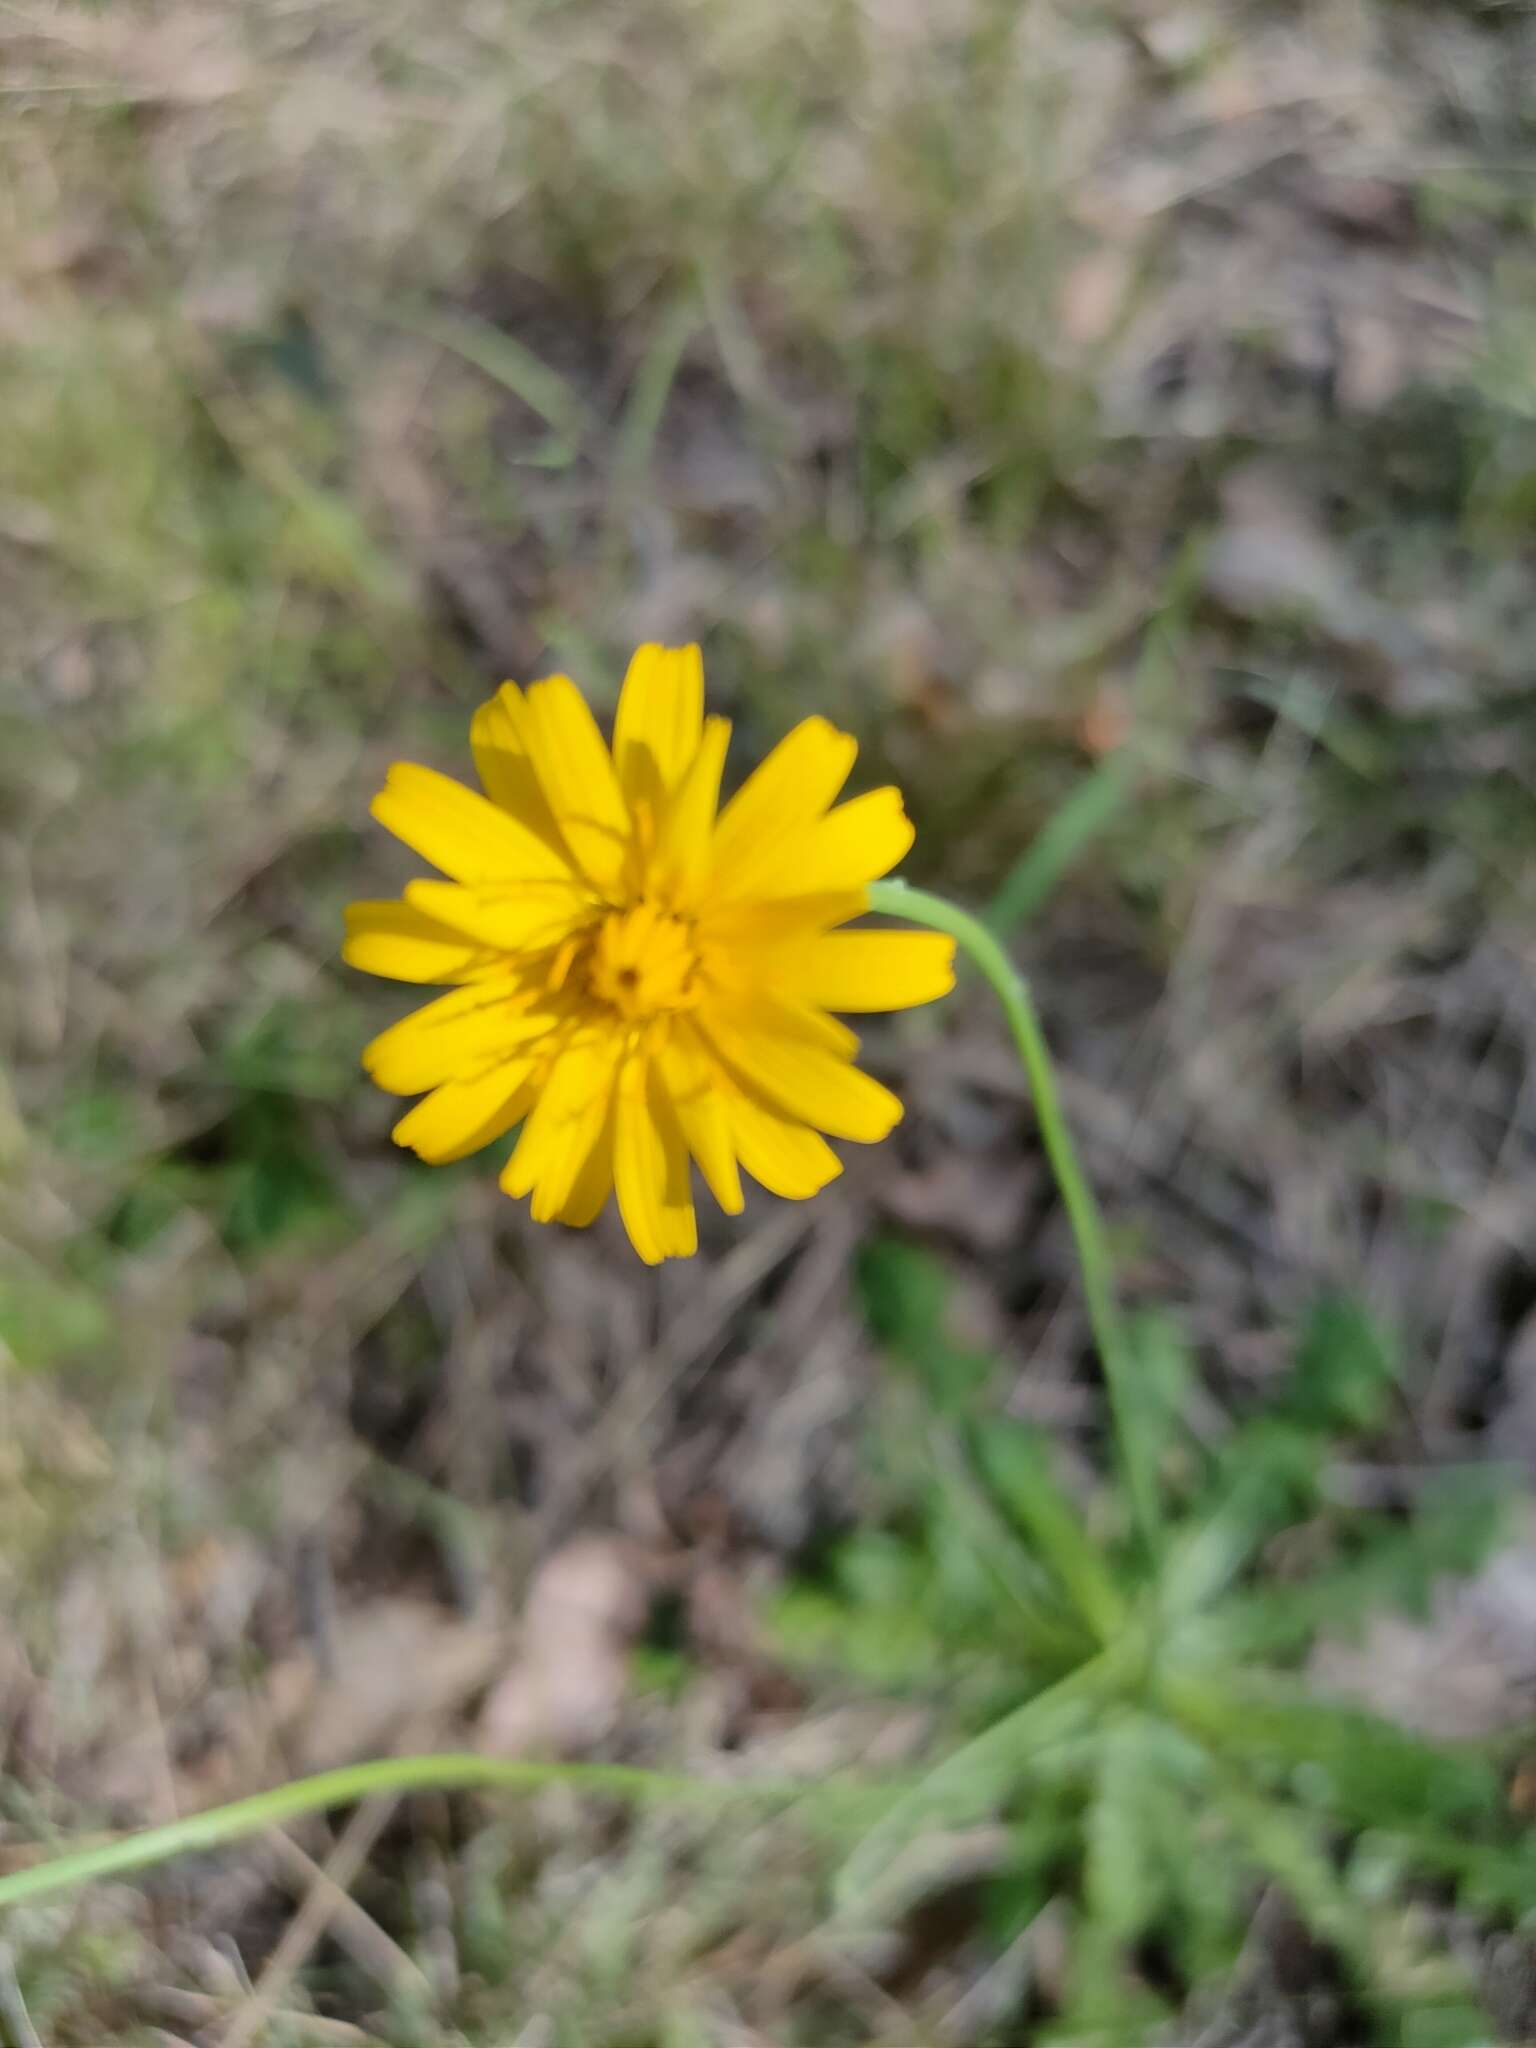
[652,715,730,906]
[757,786,913,898]
[371,762,576,884]
[700,1012,902,1143]
[518,675,632,893]
[708,716,858,901]
[391,1066,536,1163]
[721,1081,842,1200]
[612,644,704,810]
[655,1023,743,1217]
[613,1052,697,1265]
[470,685,569,855]
[698,890,867,949]
[771,929,955,1012]
[703,986,858,1061]
[405,877,598,954]
[555,1108,617,1227]
[363,981,555,1095]
[502,1034,621,1216]
[343,899,502,984]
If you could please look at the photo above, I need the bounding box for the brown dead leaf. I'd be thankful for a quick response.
[96,1593,505,1815]
[477,1536,655,1758]
[1303,175,1414,245]
[685,1560,806,1722]
[0,1625,49,1779]
[1060,245,1136,350]
[167,1534,268,1649]
[1310,1539,1536,1741]
[1078,685,1133,757]
[60,8,249,105]
[282,1598,503,1773]
[880,1150,1035,1256]
[1334,308,1410,414]
[1129,8,1218,75]
[1203,463,1443,701]
[865,595,955,726]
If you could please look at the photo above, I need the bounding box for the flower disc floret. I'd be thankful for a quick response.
[587,902,701,1020]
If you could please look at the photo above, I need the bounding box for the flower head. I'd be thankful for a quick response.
[345,646,954,1262]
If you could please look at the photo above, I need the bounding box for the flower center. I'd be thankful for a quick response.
[586,900,700,1020]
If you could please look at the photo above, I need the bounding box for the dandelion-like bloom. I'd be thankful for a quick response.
[344,645,954,1262]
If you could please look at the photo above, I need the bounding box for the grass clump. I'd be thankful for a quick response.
[775,1245,1523,2041]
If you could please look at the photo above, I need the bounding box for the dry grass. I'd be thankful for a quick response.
[2,0,1536,2039]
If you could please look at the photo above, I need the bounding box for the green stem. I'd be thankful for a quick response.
[868,879,1160,1555]
[0,1754,785,1912]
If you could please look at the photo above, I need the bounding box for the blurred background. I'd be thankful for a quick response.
[3,1,1536,2041]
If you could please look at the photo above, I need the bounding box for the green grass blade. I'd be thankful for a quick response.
[1158,1464,1288,1617]
[1367,1826,1536,1918]
[973,1419,1129,1640]
[929,1431,1103,1665]
[1216,1782,1371,1958]
[394,305,592,468]
[1163,1670,1501,1830]
[833,1644,1129,1914]
[986,752,1134,935]
[0,1754,790,1911]
[1082,1716,1168,1946]
[615,295,699,488]
[982,540,1205,939]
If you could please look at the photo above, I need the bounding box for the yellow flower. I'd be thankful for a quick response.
[344,645,955,1263]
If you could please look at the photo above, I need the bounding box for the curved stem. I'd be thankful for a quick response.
[0,1754,788,1912]
[869,879,1159,1555]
